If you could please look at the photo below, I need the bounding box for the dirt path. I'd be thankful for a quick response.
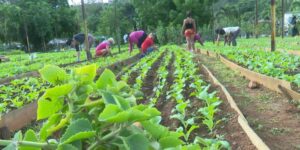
[197,54,300,150]
[155,52,179,130]
[140,53,165,102]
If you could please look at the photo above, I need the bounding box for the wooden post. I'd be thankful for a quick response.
[81,0,92,60]
[271,0,276,52]
[282,0,285,38]
[255,0,258,38]
[114,0,121,53]
[212,0,215,43]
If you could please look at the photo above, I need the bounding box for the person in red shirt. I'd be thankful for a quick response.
[141,33,156,57]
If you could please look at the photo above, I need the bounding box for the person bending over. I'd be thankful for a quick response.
[215,27,240,46]
[141,33,156,58]
[128,30,148,54]
[66,33,94,62]
[95,38,114,57]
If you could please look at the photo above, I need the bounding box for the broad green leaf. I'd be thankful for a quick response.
[159,136,183,149]
[141,121,169,139]
[96,69,117,90]
[40,114,62,141]
[98,104,130,123]
[57,144,79,150]
[37,84,72,120]
[127,109,149,122]
[122,134,149,150]
[184,144,201,150]
[60,119,96,144]
[75,64,97,84]
[102,91,117,105]
[20,130,40,150]
[39,65,68,85]
[113,95,130,110]
[143,107,161,118]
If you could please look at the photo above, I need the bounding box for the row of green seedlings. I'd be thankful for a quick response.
[121,49,164,88]
[0,50,137,116]
[0,64,206,149]
[67,49,139,70]
[167,48,230,149]
[149,50,173,105]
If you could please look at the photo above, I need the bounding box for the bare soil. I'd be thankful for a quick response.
[197,53,300,150]
[155,53,180,130]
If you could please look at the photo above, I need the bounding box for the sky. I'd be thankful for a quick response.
[68,0,109,5]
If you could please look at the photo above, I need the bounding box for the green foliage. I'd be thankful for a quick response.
[2,63,191,149]
[39,65,68,85]
[0,0,78,50]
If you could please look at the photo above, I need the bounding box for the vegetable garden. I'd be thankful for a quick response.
[2,0,300,150]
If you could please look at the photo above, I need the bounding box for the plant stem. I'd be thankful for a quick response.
[0,140,57,148]
[79,100,103,108]
[101,127,122,141]
[87,141,99,150]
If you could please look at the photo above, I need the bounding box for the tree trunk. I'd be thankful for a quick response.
[271,0,276,52]
[114,0,121,53]
[212,0,215,43]
[43,37,46,52]
[81,0,92,60]
[282,0,285,38]
[24,23,30,53]
[255,0,258,38]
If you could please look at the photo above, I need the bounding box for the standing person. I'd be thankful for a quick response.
[182,11,196,52]
[128,30,147,54]
[291,15,299,37]
[95,38,114,57]
[66,33,94,62]
[123,33,128,44]
[215,27,240,46]
[141,33,156,58]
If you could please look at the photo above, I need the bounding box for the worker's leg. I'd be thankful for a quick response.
[77,51,80,62]
[231,29,240,46]
[190,34,195,51]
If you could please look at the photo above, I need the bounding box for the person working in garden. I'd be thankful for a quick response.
[291,15,299,37]
[215,26,240,46]
[141,33,156,58]
[66,33,94,62]
[95,38,114,57]
[128,30,148,54]
[182,11,196,52]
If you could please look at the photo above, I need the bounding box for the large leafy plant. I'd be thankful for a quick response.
[0,64,189,150]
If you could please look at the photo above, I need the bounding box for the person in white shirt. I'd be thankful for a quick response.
[123,34,128,44]
[215,26,240,46]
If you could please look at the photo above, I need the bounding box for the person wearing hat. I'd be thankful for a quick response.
[66,33,94,61]
[95,38,114,57]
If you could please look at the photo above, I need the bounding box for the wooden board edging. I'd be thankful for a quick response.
[197,49,300,101]
[202,64,270,150]
[288,50,300,56]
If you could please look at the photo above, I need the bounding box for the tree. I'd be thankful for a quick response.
[0,4,20,45]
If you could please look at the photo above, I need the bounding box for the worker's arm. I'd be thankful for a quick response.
[193,19,197,33]
[128,37,133,54]
[181,20,186,35]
